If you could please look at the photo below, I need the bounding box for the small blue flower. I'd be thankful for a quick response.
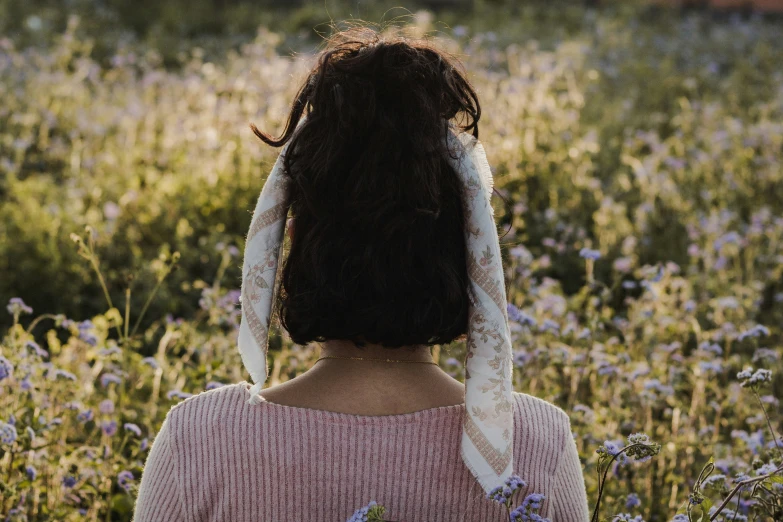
[0,356,14,381]
[505,474,527,491]
[20,375,33,391]
[598,440,629,465]
[738,324,770,341]
[702,474,726,487]
[117,470,134,492]
[26,465,37,480]
[539,319,560,335]
[346,500,379,522]
[597,362,618,377]
[613,514,644,522]
[625,493,641,508]
[98,345,122,356]
[0,422,17,444]
[100,373,122,387]
[579,248,601,260]
[62,475,77,488]
[141,357,160,369]
[167,389,194,400]
[206,381,225,390]
[487,485,505,503]
[756,462,777,476]
[7,297,33,315]
[99,399,115,414]
[737,367,772,388]
[52,369,77,381]
[123,423,142,437]
[101,420,118,437]
[77,320,98,346]
[77,409,94,423]
[521,492,546,510]
[25,340,49,358]
[507,303,537,327]
[513,350,531,368]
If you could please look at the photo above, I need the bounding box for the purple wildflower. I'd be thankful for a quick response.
[123,423,142,436]
[702,474,726,488]
[100,373,122,387]
[98,345,122,356]
[206,381,225,390]
[53,369,77,381]
[613,515,644,522]
[513,350,531,368]
[166,390,193,400]
[7,297,33,316]
[539,319,560,335]
[76,409,94,423]
[62,475,77,488]
[26,465,37,480]
[521,492,546,510]
[0,422,17,444]
[117,470,134,492]
[140,357,160,369]
[737,367,772,388]
[597,361,618,376]
[77,320,98,346]
[579,248,601,260]
[0,356,13,381]
[24,340,49,358]
[99,399,114,414]
[738,324,770,341]
[346,500,379,522]
[101,420,118,437]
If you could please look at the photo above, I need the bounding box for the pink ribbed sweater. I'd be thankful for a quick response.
[132,381,590,522]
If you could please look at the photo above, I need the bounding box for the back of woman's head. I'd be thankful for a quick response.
[251,25,482,350]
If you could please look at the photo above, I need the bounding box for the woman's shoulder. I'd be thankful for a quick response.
[510,391,574,455]
[511,391,571,427]
[164,381,249,427]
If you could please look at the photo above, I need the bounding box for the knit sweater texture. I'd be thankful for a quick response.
[132,381,590,522]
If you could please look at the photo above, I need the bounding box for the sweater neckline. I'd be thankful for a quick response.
[239,381,466,424]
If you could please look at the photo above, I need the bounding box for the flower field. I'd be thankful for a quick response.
[1,3,782,521]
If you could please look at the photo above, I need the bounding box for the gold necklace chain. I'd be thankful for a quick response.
[315,355,438,365]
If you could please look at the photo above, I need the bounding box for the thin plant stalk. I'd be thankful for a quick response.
[709,464,783,521]
[752,389,783,459]
[124,287,131,343]
[591,443,653,522]
[130,252,178,338]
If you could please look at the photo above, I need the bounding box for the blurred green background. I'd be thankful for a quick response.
[2,0,780,332]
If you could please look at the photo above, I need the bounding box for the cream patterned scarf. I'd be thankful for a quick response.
[238,121,514,495]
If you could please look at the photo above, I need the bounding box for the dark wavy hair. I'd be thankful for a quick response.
[250,26,484,350]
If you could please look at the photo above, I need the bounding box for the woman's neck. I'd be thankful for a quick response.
[318,339,435,363]
[256,340,465,415]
